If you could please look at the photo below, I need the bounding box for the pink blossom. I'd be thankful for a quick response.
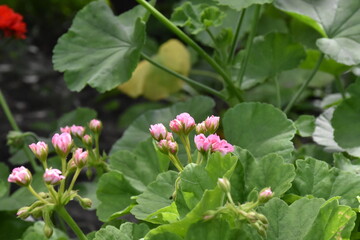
[70,125,85,137]
[89,119,102,133]
[204,115,220,133]
[8,166,32,186]
[212,139,234,155]
[149,123,168,141]
[259,187,273,203]
[52,133,73,157]
[28,141,48,161]
[169,119,182,133]
[194,134,212,152]
[43,168,65,185]
[157,139,178,155]
[60,126,71,134]
[169,112,195,135]
[73,148,88,168]
[195,122,207,134]
[82,134,92,147]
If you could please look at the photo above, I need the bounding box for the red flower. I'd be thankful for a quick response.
[0,5,26,39]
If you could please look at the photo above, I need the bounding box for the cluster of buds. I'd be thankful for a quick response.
[196,115,220,134]
[204,179,273,238]
[7,119,103,237]
[194,134,234,155]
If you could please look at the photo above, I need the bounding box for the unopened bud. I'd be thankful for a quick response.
[157,140,178,155]
[29,141,48,162]
[44,223,53,238]
[79,197,92,209]
[258,188,273,203]
[16,207,30,219]
[8,166,32,186]
[89,119,102,134]
[82,134,93,148]
[217,177,231,193]
[203,210,217,221]
[204,115,220,134]
[149,123,168,141]
[73,148,88,168]
[196,122,207,134]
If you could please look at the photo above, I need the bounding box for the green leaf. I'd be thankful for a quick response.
[53,0,145,92]
[110,139,169,192]
[223,102,296,158]
[110,96,215,153]
[235,33,306,88]
[171,2,225,35]
[231,149,295,202]
[332,97,360,149]
[22,221,68,240]
[131,171,179,224]
[260,197,355,240]
[145,188,224,239]
[147,232,183,240]
[57,107,97,129]
[176,153,238,217]
[94,225,130,240]
[290,158,360,208]
[0,163,9,198]
[184,219,239,240]
[275,0,360,65]
[76,182,100,210]
[294,115,315,137]
[333,153,360,175]
[0,211,32,240]
[214,0,272,10]
[119,222,150,240]
[96,171,139,222]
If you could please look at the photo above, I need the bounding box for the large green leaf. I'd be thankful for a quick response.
[290,158,360,208]
[223,102,296,158]
[131,171,179,224]
[94,226,130,240]
[110,96,215,153]
[119,222,150,240]
[215,0,272,10]
[275,0,360,65]
[231,149,295,202]
[96,171,139,222]
[53,0,145,92]
[0,211,33,240]
[236,33,306,88]
[21,222,68,240]
[56,107,97,129]
[294,115,315,137]
[0,163,9,198]
[260,197,355,240]
[110,139,169,192]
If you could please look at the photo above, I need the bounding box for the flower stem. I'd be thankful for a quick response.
[189,69,222,82]
[168,154,184,172]
[335,75,346,100]
[56,206,88,240]
[284,53,324,114]
[274,74,282,108]
[68,168,81,193]
[228,9,246,64]
[237,5,261,88]
[136,0,243,102]
[27,185,48,204]
[180,134,193,163]
[141,53,226,101]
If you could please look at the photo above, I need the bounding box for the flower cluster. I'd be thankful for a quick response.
[7,118,103,238]
[0,5,26,39]
[149,112,234,171]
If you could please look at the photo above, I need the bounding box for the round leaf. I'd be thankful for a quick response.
[215,0,273,10]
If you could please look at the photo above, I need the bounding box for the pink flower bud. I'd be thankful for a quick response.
[89,119,102,133]
[157,139,178,155]
[29,141,48,162]
[8,166,32,186]
[43,168,65,185]
[169,112,195,135]
[194,134,212,152]
[52,133,73,157]
[60,126,71,134]
[259,187,273,203]
[70,125,85,137]
[204,115,220,133]
[73,148,88,168]
[149,123,168,141]
[212,139,234,155]
[195,122,207,134]
[82,134,93,147]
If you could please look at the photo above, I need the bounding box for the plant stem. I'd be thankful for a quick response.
[141,53,226,101]
[189,69,222,82]
[168,154,184,172]
[228,9,246,64]
[180,134,193,163]
[56,206,88,240]
[27,185,48,204]
[68,168,81,193]
[274,75,282,108]
[136,0,243,102]
[237,5,261,88]
[335,75,346,100]
[284,53,324,114]
[0,90,40,171]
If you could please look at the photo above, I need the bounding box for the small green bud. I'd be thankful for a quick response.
[258,187,273,203]
[44,224,53,238]
[79,197,92,209]
[217,177,231,193]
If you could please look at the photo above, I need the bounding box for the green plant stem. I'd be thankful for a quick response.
[228,9,246,64]
[190,69,222,82]
[56,206,88,240]
[27,185,48,204]
[47,185,58,202]
[284,53,324,114]
[58,157,67,199]
[94,133,100,161]
[168,154,184,172]
[0,90,40,171]
[335,75,346,100]
[237,5,261,87]
[274,75,282,108]
[196,152,202,164]
[68,168,81,193]
[180,134,193,163]
[141,53,226,101]
[136,0,243,102]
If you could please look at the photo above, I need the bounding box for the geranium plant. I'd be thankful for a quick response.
[1,0,360,239]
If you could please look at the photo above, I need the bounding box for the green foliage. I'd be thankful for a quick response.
[215,0,273,10]
[223,102,296,158]
[21,222,68,240]
[294,115,315,137]
[53,0,146,92]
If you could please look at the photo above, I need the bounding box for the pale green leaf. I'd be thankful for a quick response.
[215,0,273,10]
